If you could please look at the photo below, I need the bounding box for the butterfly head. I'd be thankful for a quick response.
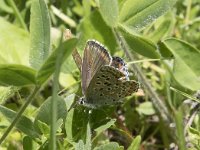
[78,97,86,105]
[111,56,129,80]
[78,97,98,108]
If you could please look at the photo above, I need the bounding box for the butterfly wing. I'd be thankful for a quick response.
[72,48,82,72]
[85,66,139,107]
[81,40,112,95]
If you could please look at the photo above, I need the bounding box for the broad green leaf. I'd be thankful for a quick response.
[119,0,177,31]
[119,27,160,58]
[34,97,67,129]
[136,102,156,115]
[0,0,13,13]
[94,142,122,150]
[23,136,33,150]
[65,107,88,142]
[127,135,141,150]
[90,107,116,129]
[0,105,40,139]
[36,38,77,84]
[0,64,36,86]
[99,0,118,27]
[163,38,200,91]
[145,12,174,43]
[0,17,29,65]
[94,119,116,135]
[29,0,50,69]
[158,41,173,58]
[36,120,50,136]
[148,19,172,43]
[78,10,118,55]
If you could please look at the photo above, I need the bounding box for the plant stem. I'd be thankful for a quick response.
[174,109,186,150]
[185,0,192,24]
[50,5,76,28]
[50,34,64,150]
[8,0,28,31]
[113,28,171,124]
[0,86,40,144]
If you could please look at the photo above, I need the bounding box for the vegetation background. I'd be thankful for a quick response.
[0,0,200,149]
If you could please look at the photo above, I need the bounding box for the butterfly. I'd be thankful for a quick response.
[73,40,139,108]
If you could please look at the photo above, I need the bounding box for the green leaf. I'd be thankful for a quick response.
[99,0,118,27]
[34,97,67,129]
[170,87,200,103]
[119,27,160,58]
[94,119,116,135]
[94,142,122,150]
[0,17,29,65]
[136,102,156,115]
[158,41,173,58]
[29,0,50,69]
[36,38,77,84]
[36,120,50,136]
[75,140,85,150]
[23,136,33,150]
[0,105,40,139]
[163,38,200,91]
[148,19,172,43]
[0,64,36,86]
[119,0,177,31]
[65,107,88,142]
[0,1,13,13]
[78,10,118,55]
[65,108,74,141]
[189,127,200,136]
[127,135,141,150]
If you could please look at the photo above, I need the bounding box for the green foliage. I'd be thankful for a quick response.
[162,38,200,91]
[0,0,200,149]
[0,105,40,139]
[119,26,160,58]
[0,64,36,86]
[99,0,118,27]
[29,0,51,69]
[127,135,141,150]
[36,38,78,84]
[118,0,176,31]
[0,18,29,65]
